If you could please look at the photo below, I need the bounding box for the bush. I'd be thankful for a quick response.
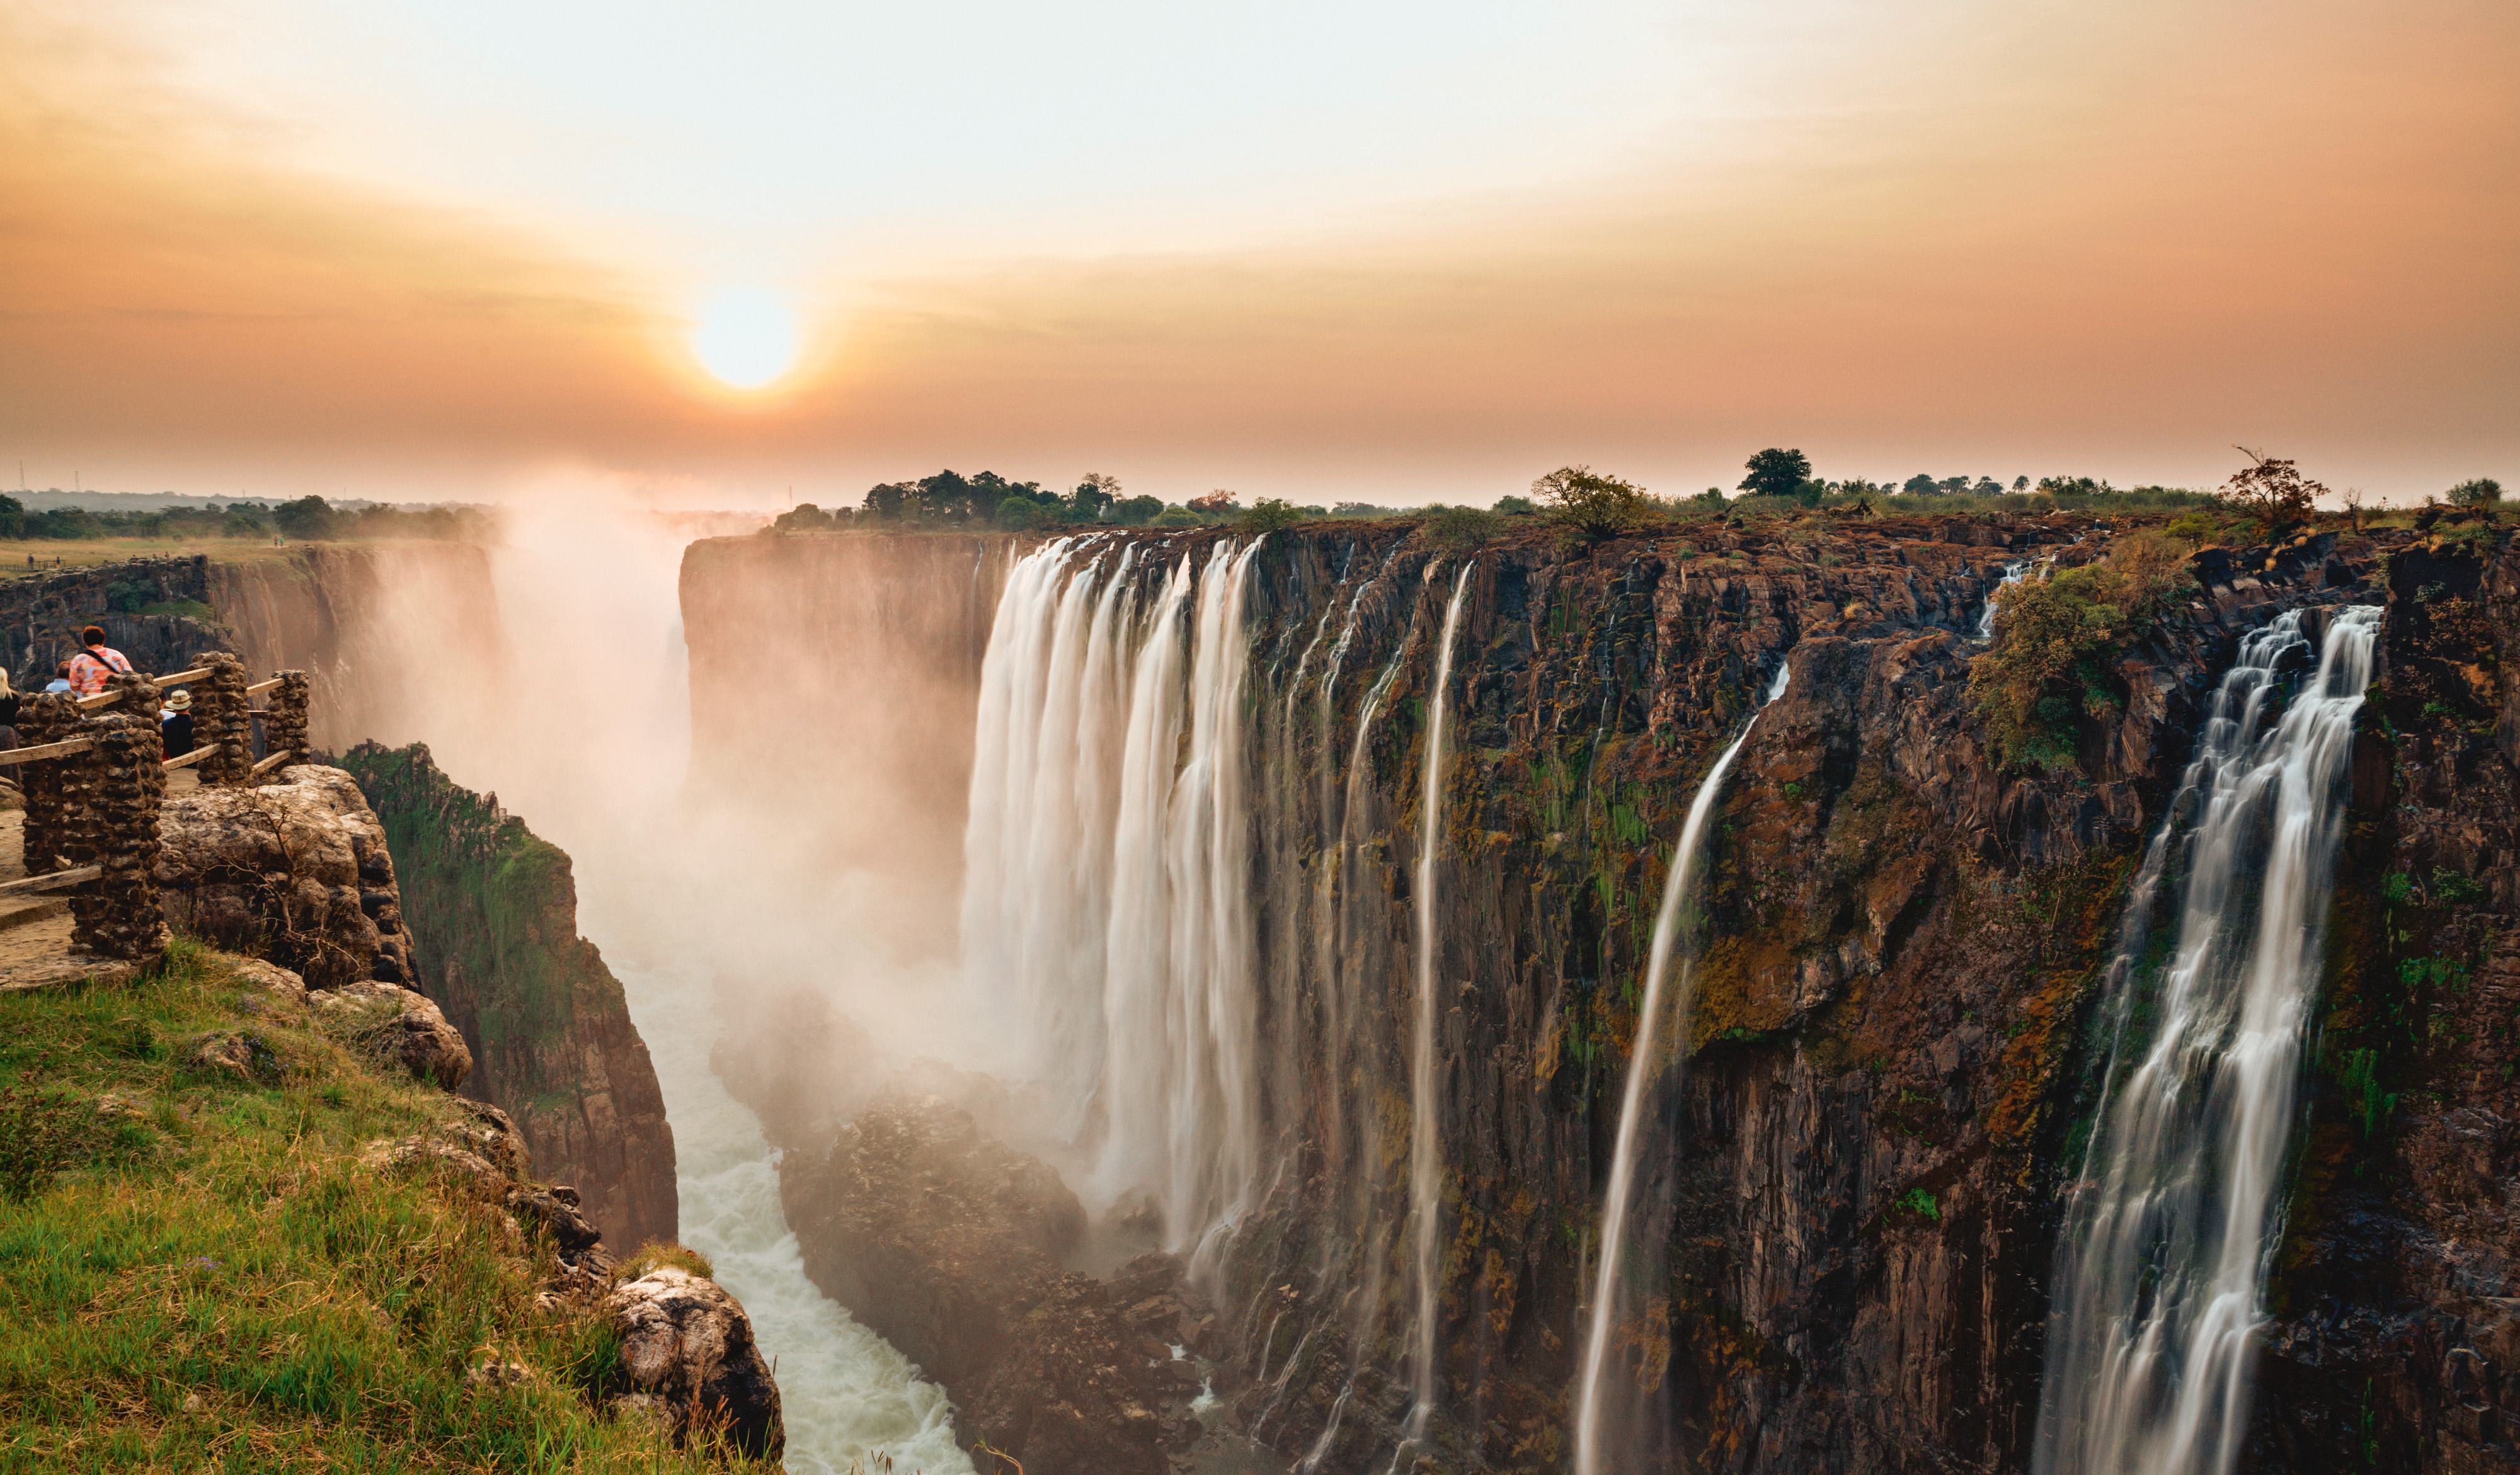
[1108,495,1164,527]
[1150,506,1201,528]
[1241,498,1302,534]
[1532,465,1651,542]
[1969,540,2188,772]
[1424,505,1501,552]
[619,1242,717,1280]
[997,495,1053,530]
[1491,494,1537,515]
[770,504,837,534]
[2446,477,2504,508]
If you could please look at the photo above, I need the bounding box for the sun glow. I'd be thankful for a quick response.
[691,288,799,390]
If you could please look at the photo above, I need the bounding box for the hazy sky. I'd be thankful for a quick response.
[2,0,2512,508]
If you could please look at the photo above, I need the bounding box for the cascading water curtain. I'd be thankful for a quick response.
[1574,658,1791,1475]
[2034,605,2381,1475]
[961,537,1265,1255]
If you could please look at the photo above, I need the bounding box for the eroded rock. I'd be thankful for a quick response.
[602,1268,785,1461]
[311,981,472,1089]
[155,764,415,989]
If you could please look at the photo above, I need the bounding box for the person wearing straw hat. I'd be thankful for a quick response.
[161,686,195,760]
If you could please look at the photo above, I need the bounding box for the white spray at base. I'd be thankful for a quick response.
[1573,656,1790,1475]
[2033,605,2380,1475]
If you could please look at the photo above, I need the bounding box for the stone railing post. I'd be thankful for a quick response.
[15,691,81,875]
[193,652,254,785]
[261,669,311,777]
[73,671,168,959]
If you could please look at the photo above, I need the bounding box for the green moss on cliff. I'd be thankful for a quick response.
[338,743,677,1248]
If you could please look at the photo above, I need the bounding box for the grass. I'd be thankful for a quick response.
[0,538,464,580]
[0,939,762,1472]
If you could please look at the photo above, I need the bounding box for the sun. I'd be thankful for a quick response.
[690,287,800,390]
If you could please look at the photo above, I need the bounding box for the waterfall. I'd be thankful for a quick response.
[1573,656,1791,1475]
[1977,559,2030,640]
[963,537,1266,1253]
[2034,604,2381,1475]
[1400,561,1475,1447]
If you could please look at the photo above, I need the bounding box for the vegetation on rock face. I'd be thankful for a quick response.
[1968,534,2190,772]
[0,942,760,1471]
[340,741,678,1250]
[2444,476,2503,508]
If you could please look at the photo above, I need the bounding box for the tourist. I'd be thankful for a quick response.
[67,625,132,697]
[42,663,72,694]
[161,688,195,759]
[0,669,18,752]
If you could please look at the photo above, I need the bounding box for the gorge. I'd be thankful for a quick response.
[40,501,2508,1475]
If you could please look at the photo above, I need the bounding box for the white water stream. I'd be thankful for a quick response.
[381,503,980,1475]
[1572,657,1790,1475]
[2034,605,2381,1475]
[1399,562,1475,1451]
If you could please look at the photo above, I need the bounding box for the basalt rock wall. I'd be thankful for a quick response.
[340,740,679,1251]
[682,514,2507,1474]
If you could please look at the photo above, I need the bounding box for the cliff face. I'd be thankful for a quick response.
[338,741,678,1250]
[2250,528,2520,1474]
[680,514,2511,1474]
[212,542,510,755]
[0,554,232,692]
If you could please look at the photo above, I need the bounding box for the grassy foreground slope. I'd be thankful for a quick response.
[0,942,760,1473]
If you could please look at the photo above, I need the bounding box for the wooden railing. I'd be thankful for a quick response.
[7,664,304,775]
[9,652,314,961]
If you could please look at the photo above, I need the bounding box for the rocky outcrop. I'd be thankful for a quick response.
[154,763,415,989]
[340,741,677,1250]
[309,979,473,1089]
[776,1091,1207,1475]
[603,1269,787,1461]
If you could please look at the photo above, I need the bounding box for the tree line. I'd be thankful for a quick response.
[0,494,491,542]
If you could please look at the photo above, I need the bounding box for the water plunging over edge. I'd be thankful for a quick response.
[1571,657,1792,1475]
[1399,562,1476,1454]
[2033,605,2381,1475]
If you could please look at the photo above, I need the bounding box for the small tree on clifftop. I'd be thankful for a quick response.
[2217,447,2324,542]
[1739,448,1813,501]
[1532,465,1650,542]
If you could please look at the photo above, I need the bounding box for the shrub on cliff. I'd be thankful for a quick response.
[1423,504,1502,551]
[1970,539,2189,771]
[2445,477,2503,508]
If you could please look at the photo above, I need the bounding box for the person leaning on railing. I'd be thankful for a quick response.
[67,625,132,698]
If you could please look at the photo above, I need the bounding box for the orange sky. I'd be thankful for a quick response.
[1,0,2512,508]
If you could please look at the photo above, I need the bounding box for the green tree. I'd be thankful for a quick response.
[273,495,337,540]
[1241,498,1302,534]
[2217,447,2324,542]
[1109,495,1164,527]
[1739,448,1813,500]
[1491,494,1537,515]
[771,504,835,533]
[2446,477,2504,507]
[1901,474,1940,496]
[1424,505,1501,551]
[1532,465,1650,541]
[997,495,1053,530]
[1071,472,1123,520]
